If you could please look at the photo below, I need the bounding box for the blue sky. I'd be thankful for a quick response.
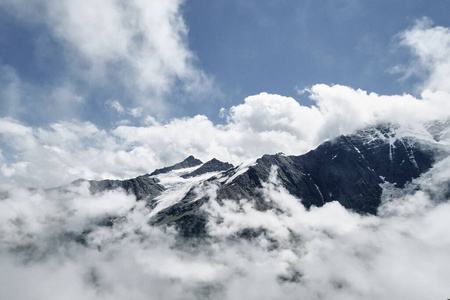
[0,0,449,129]
[185,0,449,100]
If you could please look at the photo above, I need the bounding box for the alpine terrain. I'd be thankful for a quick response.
[2,119,450,300]
[63,120,450,236]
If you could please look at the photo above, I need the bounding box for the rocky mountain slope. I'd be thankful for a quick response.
[65,122,449,233]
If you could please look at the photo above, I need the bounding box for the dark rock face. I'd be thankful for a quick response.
[182,158,233,178]
[296,136,384,214]
[149,155,203,176]
[217,138,383,214]
[348,124,438,188]
[149,194,206,226]
[78,175,165,201]
[216,124,441,215]
[173,210,209,238]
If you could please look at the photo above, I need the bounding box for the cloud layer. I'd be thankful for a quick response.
[1,159,449,300]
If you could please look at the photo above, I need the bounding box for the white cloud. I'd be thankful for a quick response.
[0,152,449,300]
[129,107,143,118]
[398,17,450,94]
[308,84,450,140]
[0,0,214,117]
[106,100,125,114]
[44,0,195,90]
[0,85,449,189]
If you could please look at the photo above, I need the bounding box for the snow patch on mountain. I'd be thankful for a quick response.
[149,166,222,217]
[224,157,258,185]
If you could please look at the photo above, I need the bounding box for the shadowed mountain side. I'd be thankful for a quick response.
[72,175,165,201]
[216,142,383,215]
[348,124,440,187]
[216,124,444,215]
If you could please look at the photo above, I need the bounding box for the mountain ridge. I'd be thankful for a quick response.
[59,122,449,231]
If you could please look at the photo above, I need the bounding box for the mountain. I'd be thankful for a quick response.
[71,175,165,201]
[181,158,233,178]
[215,123,446,215]
[63,122,449,234]
[149,155,203,176]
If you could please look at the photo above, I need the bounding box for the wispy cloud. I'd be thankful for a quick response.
[394,17,450,95]
[0,0,215,122]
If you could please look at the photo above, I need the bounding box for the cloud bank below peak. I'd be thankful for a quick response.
[1,155,450,300]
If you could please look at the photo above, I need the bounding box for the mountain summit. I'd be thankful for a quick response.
[63,122,449,233]
[149,155,203,176]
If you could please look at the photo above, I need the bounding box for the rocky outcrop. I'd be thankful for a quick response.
[216,124,443,215]
[74,175,165,201]
[181,158,233,178]
[149,155,203,176]
[217,138,384,214]
[348,124,439,188]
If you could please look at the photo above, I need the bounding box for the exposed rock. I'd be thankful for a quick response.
[348,124,440,188]
[181,158,233,178]
[149,195,206,226]
[216,124,444,215]
[217,137,384,214]
[149,155,203,176]
[74,175,165,202]
[173,209,209,238]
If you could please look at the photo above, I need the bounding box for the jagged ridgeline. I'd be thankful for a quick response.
[59,121,449,233]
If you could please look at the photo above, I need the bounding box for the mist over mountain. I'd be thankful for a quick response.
[67,121,449,228]
[1,118,449,300]
[1,3,450,300]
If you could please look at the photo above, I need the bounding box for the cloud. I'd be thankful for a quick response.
[0,85,449,189]
[0,117,170,189]
[106,100,144,121]
[0,0,214,120]
[45,0,204,93]
[106,100,125,115]
[0,62,87,123]
[397,17,450,94]
[308,83,450,140]
[200,163,450,299]
[0,65,22,118]
[0,153,449,300]
[129,107,143,118]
